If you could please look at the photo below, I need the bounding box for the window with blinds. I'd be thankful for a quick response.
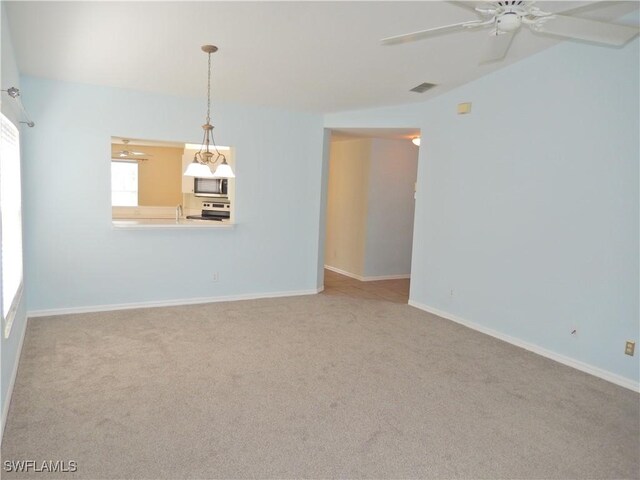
[1,112,24,338]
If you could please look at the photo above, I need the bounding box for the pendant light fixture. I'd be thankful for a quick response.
[184,45,235,178]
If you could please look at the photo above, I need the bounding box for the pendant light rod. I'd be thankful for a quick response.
[184,44,235,178]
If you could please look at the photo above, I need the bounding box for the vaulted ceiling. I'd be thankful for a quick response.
[5,1,638,113]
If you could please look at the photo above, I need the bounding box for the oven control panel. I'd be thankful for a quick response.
[202,201,230,211]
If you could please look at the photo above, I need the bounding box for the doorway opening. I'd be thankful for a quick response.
[319,128,420,304]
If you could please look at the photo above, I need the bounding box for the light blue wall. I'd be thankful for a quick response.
[325,38,639,384]
[1,1,28,429]
[364,138,418,277]
[316,129,332,288]
[20,76,325,311]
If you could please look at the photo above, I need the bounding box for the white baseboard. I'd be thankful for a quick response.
[27,288,323,318]
[324,265,410,282]
[324,265,364,280]
[408,300,640,393]
[1,315,28,444]
[362,273,410,281]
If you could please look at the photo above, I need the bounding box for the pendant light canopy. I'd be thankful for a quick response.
[183,45,235,178]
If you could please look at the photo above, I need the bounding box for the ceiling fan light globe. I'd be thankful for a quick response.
[497,13,521,33]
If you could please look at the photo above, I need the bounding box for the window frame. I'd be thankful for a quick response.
[1,112,24,339]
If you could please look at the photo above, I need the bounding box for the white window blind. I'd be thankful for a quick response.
[111,161,139,206]
[1,112,24,338]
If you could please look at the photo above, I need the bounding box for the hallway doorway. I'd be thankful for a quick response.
[320,128,419,302]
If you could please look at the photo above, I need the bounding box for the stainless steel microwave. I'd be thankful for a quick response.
[194,177,228,198]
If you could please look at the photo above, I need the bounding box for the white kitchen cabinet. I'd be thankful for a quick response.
[181,149,196,194]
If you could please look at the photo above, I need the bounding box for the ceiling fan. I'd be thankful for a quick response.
[381,1,640,63]
[112,139,152,159]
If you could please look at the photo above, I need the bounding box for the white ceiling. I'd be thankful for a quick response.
[5,1,638,114]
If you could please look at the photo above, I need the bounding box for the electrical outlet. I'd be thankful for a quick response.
[212,272,219,282]
[625,341,635,356]
[450,289,454,297]
[457,102,472,115]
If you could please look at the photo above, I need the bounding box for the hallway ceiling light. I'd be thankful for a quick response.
[412,137,421,146]
[184,45,235,179]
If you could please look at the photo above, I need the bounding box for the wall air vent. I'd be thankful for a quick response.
[410,82,437,93]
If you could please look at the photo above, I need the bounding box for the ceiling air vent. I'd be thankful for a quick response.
[410,82,436,93]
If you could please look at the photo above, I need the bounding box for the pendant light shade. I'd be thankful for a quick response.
[184,160,214,178]
[183,45,235,179]
[212,160,235,178]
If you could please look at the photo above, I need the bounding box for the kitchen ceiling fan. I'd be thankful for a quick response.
[381,1,640,63]
[112,139,152,158]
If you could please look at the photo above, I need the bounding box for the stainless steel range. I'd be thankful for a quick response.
[186,201,231,221]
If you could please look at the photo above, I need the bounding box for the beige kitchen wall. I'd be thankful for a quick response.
[111,144,183,206]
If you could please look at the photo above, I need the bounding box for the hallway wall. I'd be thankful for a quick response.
[364,138,418,278]
[325,139,370,277]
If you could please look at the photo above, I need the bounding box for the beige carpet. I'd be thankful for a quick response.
[2,286,639,479]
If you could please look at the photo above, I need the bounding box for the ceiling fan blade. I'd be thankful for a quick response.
[536,15,639,46]
[447,0,495,13]
[129,151,148,156]
[538,1,596,15]
[447,1,481,13]
[381,20,487,45]
[542,1,637,16]
[479,31,516,64]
